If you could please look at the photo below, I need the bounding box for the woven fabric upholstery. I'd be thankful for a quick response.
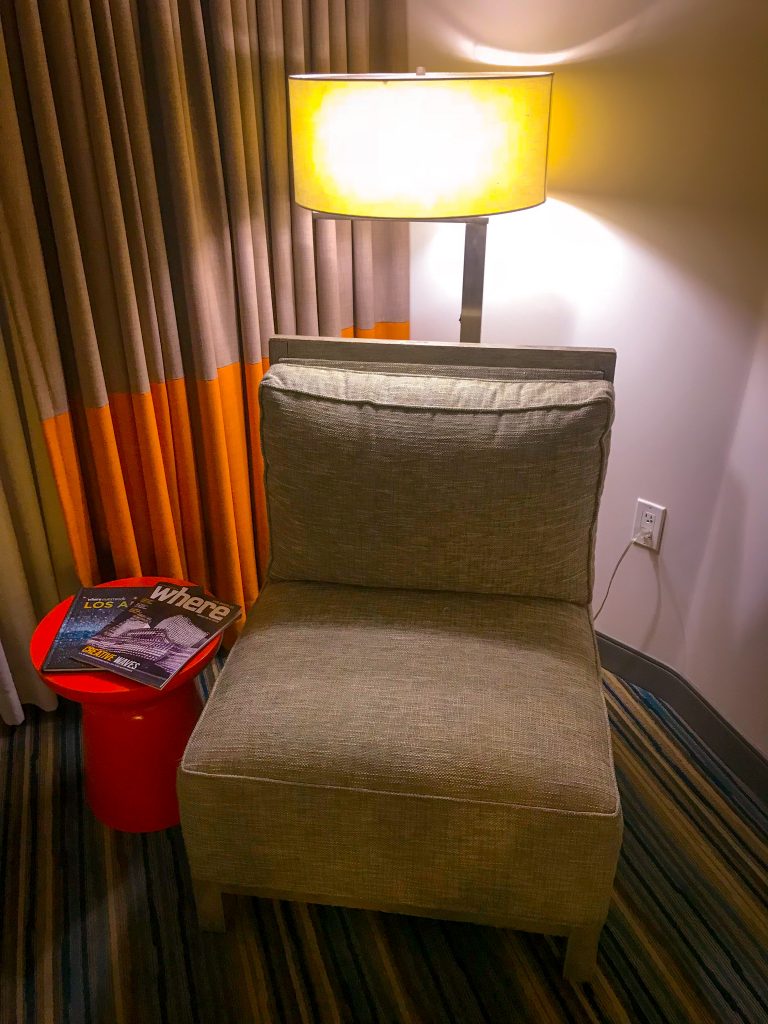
[179,581,623,926]
[260,364,614,603]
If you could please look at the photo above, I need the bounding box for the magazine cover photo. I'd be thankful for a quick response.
[76,584,240,688]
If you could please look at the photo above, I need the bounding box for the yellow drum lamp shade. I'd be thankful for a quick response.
[288,72,553,221]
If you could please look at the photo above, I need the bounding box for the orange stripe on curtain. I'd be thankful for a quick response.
[148,383,185,566]
[107,394,156,571]
[154,379,209,591]
[342,322,410,341]
[111,393,185,580]
[42,348,418,629]
[83,406,142,579]
[195,365,258,632]
[41,413,99,585]
[218,363,258,613]
[112,372,260,622]
[244,358,270,580]
[43,368,267,634]
[79,386,208,589]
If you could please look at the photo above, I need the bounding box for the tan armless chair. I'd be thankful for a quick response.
[178,337,623,983]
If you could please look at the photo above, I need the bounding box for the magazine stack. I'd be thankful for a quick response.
[43,583,240,689]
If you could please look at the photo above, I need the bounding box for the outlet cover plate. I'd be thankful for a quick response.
[633,499,666,551]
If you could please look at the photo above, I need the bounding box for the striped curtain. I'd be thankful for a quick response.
[0,310,80,722]
[0,0,409,629]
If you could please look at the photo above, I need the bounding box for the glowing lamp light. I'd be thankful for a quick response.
[289,72,551,220]
[288,72,553,341]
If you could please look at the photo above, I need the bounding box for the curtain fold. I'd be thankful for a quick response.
[0,0,409,635]
[0,308,76,723]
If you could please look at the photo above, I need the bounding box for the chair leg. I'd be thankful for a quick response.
[564,923,602,983]
[192,879,227,932]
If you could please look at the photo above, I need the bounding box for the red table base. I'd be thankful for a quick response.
[81,681,202,832]
[30,576,220,833]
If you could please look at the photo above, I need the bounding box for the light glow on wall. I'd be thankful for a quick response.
[412,199,627,341]
[453,0,684,67]
[288,73,552,220]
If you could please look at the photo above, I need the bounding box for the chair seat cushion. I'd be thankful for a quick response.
[182,582,618,816]
[179,582,622,926]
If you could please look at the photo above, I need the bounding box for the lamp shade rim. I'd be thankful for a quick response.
[288,71,553,82]
[298,199,547,221]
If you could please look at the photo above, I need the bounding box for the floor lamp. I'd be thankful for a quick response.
[288,72,552,343]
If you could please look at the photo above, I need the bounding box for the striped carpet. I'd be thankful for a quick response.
[1,671,766,1024]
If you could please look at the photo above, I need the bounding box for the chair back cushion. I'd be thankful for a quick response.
[259,362,614,603]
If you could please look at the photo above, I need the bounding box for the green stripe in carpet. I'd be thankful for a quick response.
[1,672,766,1023]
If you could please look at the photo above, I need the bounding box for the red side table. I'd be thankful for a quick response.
[30,576,220,833]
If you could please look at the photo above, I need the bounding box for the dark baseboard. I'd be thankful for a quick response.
[597,632,768,807]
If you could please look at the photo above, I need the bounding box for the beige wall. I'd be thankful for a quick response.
[407,0,768,754]
[686,312,768,753]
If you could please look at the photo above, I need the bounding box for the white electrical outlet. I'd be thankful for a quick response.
[633,499,666,551]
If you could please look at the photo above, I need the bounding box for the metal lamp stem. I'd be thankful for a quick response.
[459,218,488,344]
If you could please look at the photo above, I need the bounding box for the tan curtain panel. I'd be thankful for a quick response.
[0,0,409,630]
[0,307,79,723]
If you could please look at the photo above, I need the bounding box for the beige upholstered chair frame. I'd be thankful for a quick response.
[189,335,618,983]
[269,335,616,382]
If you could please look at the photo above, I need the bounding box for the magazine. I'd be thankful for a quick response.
[73,582,241,689]
[42,587,152,672]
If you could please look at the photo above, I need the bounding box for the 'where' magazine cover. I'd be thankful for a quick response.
[42,587,152,672]
[74,583,241,689]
